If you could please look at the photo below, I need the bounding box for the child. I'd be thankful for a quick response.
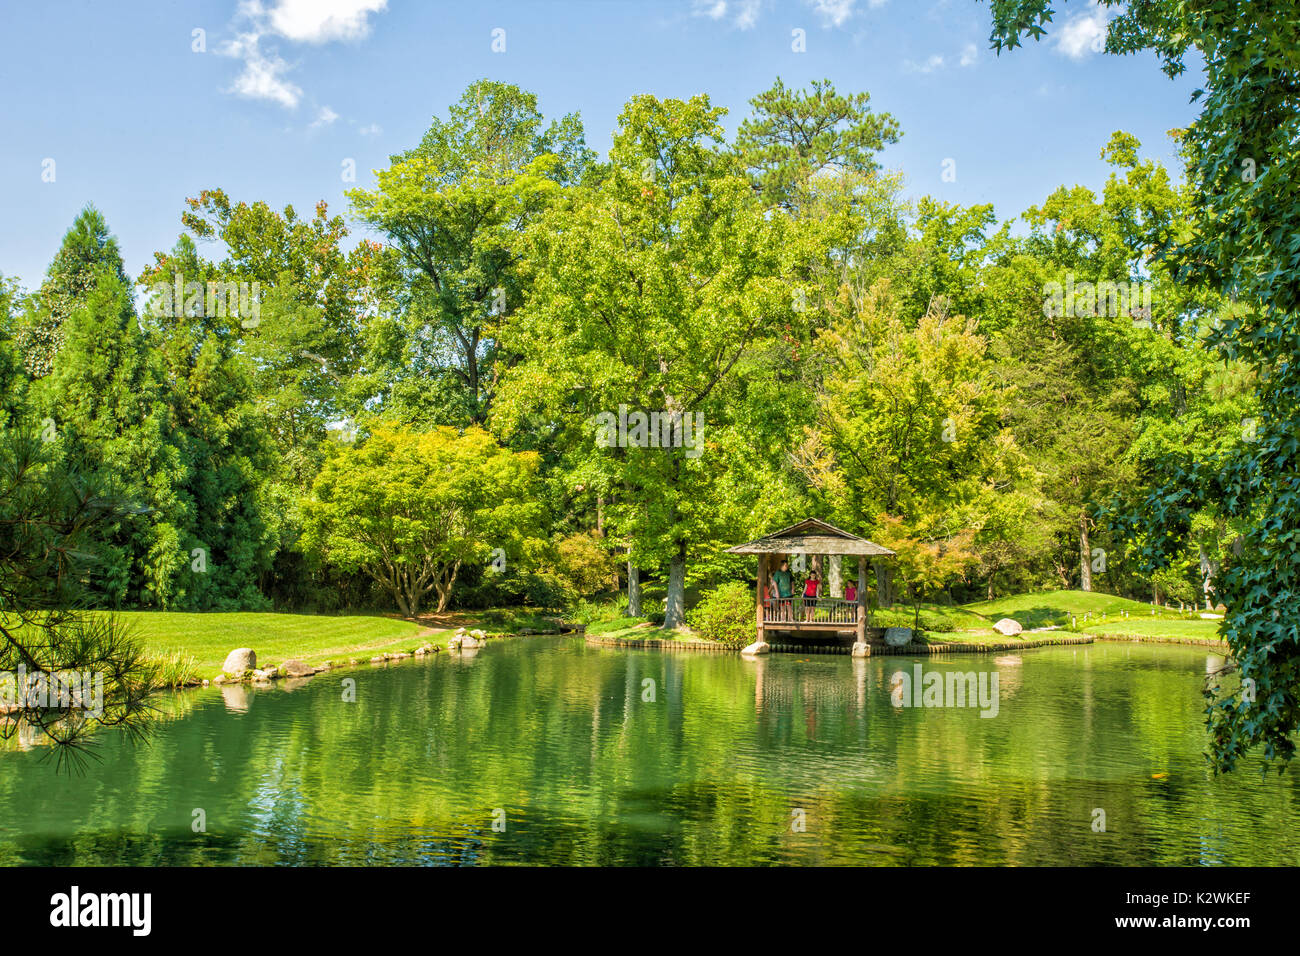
[803,569,820,621]
[844,582,857,603]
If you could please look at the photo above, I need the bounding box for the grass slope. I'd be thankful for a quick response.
[963,590,1193,629]
[112,611,425,679]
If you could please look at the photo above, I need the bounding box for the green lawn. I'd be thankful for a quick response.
[1082,617,1225,642]
[111,611,427,679]
[962,590,1195,629]
[912,590,1225,645]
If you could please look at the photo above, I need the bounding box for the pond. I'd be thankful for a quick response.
[1,637,1297,865]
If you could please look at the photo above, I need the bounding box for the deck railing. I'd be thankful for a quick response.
[763,597,861,625]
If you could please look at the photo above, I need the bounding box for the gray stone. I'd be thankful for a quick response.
[740,640,770,656]
[222,648,257,674]
[884,627,912,647]
[992,618,1023,636]
[851,641,871,658]
[281,659,316,678]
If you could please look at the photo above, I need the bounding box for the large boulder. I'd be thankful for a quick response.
[883,627,912,647]
[992,618,1023,636]
[222,648,257,675]
[740,640,770,656]
[281,659,316,678]
[449,628,483,651]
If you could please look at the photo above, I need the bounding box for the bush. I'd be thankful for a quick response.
[687,582,755,648]
[553,531,617,597]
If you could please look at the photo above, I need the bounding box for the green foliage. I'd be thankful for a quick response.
[302,424,542,616]
[686,582,755,648]
[552,531,616,598]
[734,77,901,209]
[984,0,1300,771]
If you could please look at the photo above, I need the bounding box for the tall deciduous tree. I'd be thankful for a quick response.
[303,425,541,615]
[349,80,593,425]
[497,93,811,629]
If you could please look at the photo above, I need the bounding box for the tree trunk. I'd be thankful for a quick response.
[874,560,893,608]
[1079,513,1092,592]
[663,540,687,629]
[627,561,641,617]
[827,555,843,598]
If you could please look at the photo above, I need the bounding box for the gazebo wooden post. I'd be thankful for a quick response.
[857,556,868,640]
[755,553,768,640]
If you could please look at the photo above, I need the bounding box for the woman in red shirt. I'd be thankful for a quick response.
[802,570,820,621]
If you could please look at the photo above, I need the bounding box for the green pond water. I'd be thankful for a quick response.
[1,636,1297,865]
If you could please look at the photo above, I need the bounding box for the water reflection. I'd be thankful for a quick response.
[0,638,1296,866]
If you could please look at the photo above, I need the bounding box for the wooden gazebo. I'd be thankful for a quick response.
[726,518,895,652]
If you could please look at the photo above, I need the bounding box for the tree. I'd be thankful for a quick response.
[13,206,130,379]
[875,513,979,630]
[0,425,159,764]
[497,93,812,629]
[984,0,1300,770]
[349,80,593,425]
[302,425,541,615]
[25,211,185,609]
[735,77,901,211]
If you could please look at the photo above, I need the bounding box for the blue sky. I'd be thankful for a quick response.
[0,0,1202,290]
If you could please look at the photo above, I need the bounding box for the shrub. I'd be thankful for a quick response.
[687,582,755,648]
[553,531,617,597]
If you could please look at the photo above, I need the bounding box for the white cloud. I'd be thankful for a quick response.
[262,0,388,43]
[904,53,946,74]
[311,106,339,128]
[1055,6,1109,60]
[959,42,978,67]
[224,33,302,108]
[221,0,388,109]
[691,0,761,30]
[805,0,857,27]
[358,123,382,137]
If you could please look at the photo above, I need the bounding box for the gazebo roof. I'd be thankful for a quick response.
[725,518,896,557]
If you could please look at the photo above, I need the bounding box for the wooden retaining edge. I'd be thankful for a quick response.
[1089,631,1228,648]
[869,635,1095,655]
[584,634,733,651]
[587,633,1095,654]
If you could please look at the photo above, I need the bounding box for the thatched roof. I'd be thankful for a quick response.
[725,518,895,557]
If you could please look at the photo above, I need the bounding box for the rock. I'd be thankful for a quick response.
[470,629,487,641]
[281,660,316,678]
[851,641,871,658]
[222,648,257,674]
[992,618,1023,636]
[251,668,276,682]
[740,640,770,656]
[1214,603,1227,614]
[884,627,913,647]
[389,651,411,660]
[369,655,386,664]
[348,659,361,666]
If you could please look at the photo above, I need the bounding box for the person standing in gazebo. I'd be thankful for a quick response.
[771,558,794,621]
[802,567,821,621]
